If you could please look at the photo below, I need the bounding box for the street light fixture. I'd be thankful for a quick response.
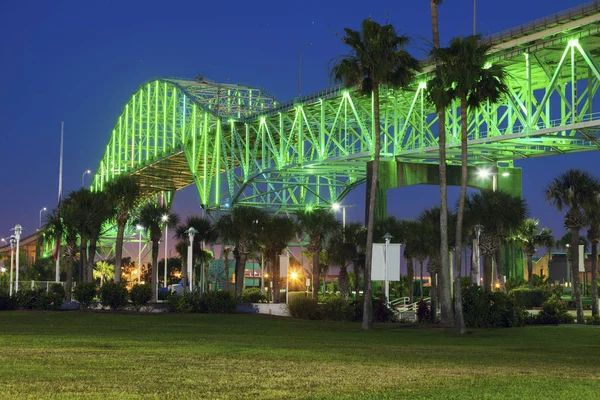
[476,168,510,192]
[39,207,47,229]
[162,215,169,289]
[82,169,91,188]
[184,227,198,291]
[10,225,22,293]
[8,235,16,296]
[383,232,393,304]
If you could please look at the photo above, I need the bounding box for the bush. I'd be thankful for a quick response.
[16,289,42,310]
[531,298,575,325]
[287,297,321,320]
[462,285,527,328]
[509,287,552,308]
[240,288,267,303]
[351,296,396,323]
[320,297,354,321]
[45,284,65,311]
[200,291,238,313]
[73,282,97,309]
[585,315,600,325]
[176,290,202,313]
[0,291,17,311]
[130,284,152,310]
[164,291,181,312]
[99,282,128,310]
[416,299,431,324]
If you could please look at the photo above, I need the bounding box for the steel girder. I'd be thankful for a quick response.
[92,7,600,214]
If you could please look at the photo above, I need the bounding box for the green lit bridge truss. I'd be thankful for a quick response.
[92,2,600,214]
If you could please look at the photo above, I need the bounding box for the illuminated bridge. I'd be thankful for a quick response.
[92,2,600,216]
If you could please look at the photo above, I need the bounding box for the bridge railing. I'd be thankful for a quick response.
[486,1,600,45]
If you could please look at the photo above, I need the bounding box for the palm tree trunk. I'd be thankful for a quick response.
[152,239,159,302]
[114,223,125,283]
[495,247,506,292]
[452,97,468,334]
[65,262,73,302]
[363,83,383,330]
[235,253,247,298]
[353,264,361,299]
[272,255,280,303]
[571,228,584,324]
[470,237,478,283]
[312,248,320,299]
[87,239,97,283]
[430,272,437,323]
[79,238,88,282]
[339,266,349,300]
[431,0,453,329]
[483,255,492,292]
[420,261,424,299]
[407,259,414,302]
[527,255,534,288]
[592,241,598,316]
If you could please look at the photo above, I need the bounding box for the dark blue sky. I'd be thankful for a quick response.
[0,0,595,247]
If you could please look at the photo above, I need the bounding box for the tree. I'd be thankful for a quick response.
[431,35,509,333]
[466,190,528,293]
[586,204,600,316]
[94,261,115,286]
[175,216,217,290]
[105,175,141,283]
[428,0,454,329]
[330,19,419,329]
[326,230,355,300]
[513,219,554,288]
[545,169,600,323]
[259,215,296,303]
[297,209,341,299]
[133,203,179,302]
[215,206,268,297]
[59,197,81,301]
[343,222,366,299]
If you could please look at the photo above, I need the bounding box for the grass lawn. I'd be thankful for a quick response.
[0,312,598,399]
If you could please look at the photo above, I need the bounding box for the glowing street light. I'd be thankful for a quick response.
[184,227,198,291]
[39,207,47,229]
[81,169,91,188]
[476,168,510,192]
[291,271,298,280]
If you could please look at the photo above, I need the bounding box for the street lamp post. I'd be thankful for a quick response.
[383,233,393,304]
[39,207,47,229]
[81,169,91,188]
[162,215,169,288]
[136,225,143,284]
[184,227,198,292]
[332,203,354,240]
[11,225,23,293]
[298,42,312,98]
[9,235,16,296]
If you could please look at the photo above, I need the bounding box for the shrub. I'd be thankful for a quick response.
[287,297,321,320]
[73,282,97,309]
[177,290,202,313]
[240,288,267,303]
[130,284,152,310]
[585,315,600,325]
[320,297,354,321]
[164,291,181,312]
[0,291,17,311]
[200,291,238,313]
[531,298,575,325]
[509,287,551,308]
[44,284,65,311]
[416,299,431,324]
[462,285,527,328]
[351,296,396,323]
[16,289,42,310]
[99,282,128,310]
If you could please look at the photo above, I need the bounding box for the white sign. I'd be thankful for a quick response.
[371,243,401,281]
[279,254,289,276]
[579,244,585,272]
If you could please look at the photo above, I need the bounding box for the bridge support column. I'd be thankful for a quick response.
[366,161,524,280]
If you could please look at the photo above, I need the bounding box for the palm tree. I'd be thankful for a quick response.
[586,204,600,316]
[431,35,509,333]
[297,209,341,299]
[93,261,115,286]
[466,190,528,294]
[259,215,296,303]
[326,230,356,300]
[222,246,233,293]
[59,197,80,300]
[175,215,217,290]
[545,169,600,323]
[429,0,453,331]
[513,219,554,288]
[343,222,366,299]
[215,206,268,297]
[133,202,179,302]
[330,19,420,330]
[86,191,114,283]
[105,175,141,283]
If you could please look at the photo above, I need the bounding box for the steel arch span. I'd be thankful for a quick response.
[92,2,600,214]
